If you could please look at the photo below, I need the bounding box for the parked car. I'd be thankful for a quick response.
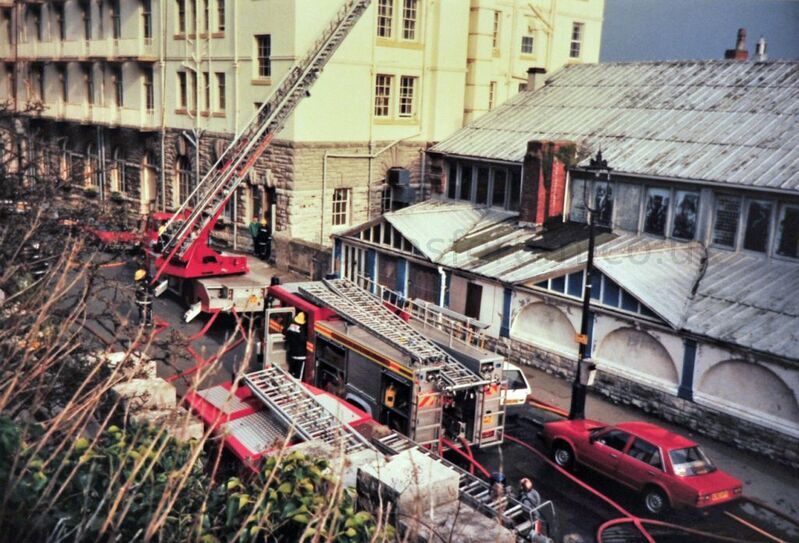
[542,419,742,515]
[502,362,532,406]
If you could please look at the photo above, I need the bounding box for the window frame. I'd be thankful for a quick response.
[398,75,416,118]
[111,0,122,40]
[742,198,774,254]
[202,70,210,111]
[331,187,352,227]
[113,64,124,108]
[255,34,271,79]
[54,3,66,41]
[445,160,522,212]
[492,10,501,51]
[176,0,186,34]
[627,438,664,471]
[177,71,187,109]
[144,67,154,111]
[373,74,393,118]
[569,22,584,59]
[216,0,225,31]
[142,0,153,39]
[775,203,799,260]
[57,64,67,103]
[521,35,534,55]
[642,186,672,238]
[401,0,418,41]
[215,71,225,111]
[376,0,393,39]
[488,81,497,111]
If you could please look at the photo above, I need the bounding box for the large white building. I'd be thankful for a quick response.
[0,0,604,275]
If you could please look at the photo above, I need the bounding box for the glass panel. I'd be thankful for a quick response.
[640,306,658,319]
[712,194,742,247]
[535,280,547,289]
[776,205,799,258]
[594,182,613,228]
[476,167,490,205]
[567,271,583,297]
[672,190,699,240]
[589,271,601,300]
[602,276,620,306]
[669,446,716,477]
[550,275,565,293]
[492,169,507,207]
[643,187,670,236]
[743,200,772,252]
[459,165,473,201]
[621,290,638,312]
[628,439,663,470]
[596,429,629,451]
[447,162,457,199]
[508,169,521,211]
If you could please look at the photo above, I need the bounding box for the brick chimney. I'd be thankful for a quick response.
[520,140,572,226]
[725,28,748,60]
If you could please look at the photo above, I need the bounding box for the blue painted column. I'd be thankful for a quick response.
[396,258,408,297]
[500,287,513,337]
[678,339,697,401]
[366,249,377,293]
[332,239,342,276]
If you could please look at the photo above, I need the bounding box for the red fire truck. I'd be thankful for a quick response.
[263,278,507,449]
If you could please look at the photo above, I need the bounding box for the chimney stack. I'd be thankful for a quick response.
[526,67,547,92]
[755,36,768,62]
[520,140,571,226]
[724,28,748,60]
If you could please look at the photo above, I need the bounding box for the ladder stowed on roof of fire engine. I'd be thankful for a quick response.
[154,0,373,275]
[244,363,375,455]
[298,278,491,391]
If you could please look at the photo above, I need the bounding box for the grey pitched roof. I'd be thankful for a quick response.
[338,199,799,360]
[431,60,799,194]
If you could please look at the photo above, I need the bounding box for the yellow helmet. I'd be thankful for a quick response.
[260,218,268,226]
[134,269,147,281]
[294,312,306,325]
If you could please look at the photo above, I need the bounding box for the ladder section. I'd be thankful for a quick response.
[300,279,489,391]
[374,433,535,536]
[298,281,445,366]
[244,365,375,455]
[158,0,372,268]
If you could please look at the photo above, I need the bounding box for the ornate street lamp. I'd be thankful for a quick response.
[569,150,611,420]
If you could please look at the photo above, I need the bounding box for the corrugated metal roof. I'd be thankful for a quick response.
[431,60,799,193]
[343,200,799,360]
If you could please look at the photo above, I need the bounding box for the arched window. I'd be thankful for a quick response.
[111,147,127,193]
[85,143,99,187]
[174,155,192,207]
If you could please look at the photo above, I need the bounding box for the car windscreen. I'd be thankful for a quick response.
[669,446,716,476]
[503,369,527,390]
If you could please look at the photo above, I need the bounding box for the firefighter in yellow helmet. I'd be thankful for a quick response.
[283,311,307,379]
[254,215,272,262]
[134,268,153,327]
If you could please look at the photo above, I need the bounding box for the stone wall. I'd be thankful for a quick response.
[489,335,799,470]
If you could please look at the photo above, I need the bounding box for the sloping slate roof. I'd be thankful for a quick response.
[430,60,799,193]
[684,251,799,361]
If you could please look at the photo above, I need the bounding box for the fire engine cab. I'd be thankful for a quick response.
[263,278,507,449]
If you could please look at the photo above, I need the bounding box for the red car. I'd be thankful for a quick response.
[542,419,742,515]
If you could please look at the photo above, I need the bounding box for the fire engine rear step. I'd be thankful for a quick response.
[374,432,535,537]
[298,279,489,392]
[244,365,375,455]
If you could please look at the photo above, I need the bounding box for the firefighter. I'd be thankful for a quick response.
[518,477,542,516]
[284,312,307,379]
[134,269,154,327]
[254,217,272,261]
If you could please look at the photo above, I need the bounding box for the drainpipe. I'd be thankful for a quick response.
[437,265,446,307]
[159,0,167,210]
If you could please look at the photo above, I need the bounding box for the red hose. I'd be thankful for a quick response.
[439,437,491,478]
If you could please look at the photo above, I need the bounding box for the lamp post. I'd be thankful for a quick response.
[569,150,611,420]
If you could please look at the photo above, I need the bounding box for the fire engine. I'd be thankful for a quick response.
[146,0,371,320]
[263,278,507,449]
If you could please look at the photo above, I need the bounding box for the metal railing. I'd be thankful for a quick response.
[352,274,497,353]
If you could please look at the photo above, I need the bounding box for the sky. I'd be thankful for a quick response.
[601,0,799,61]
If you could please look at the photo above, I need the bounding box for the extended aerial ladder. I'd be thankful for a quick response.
[152,0,372,282]
[297,278,493,392]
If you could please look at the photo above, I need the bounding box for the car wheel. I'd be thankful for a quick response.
[552,441,574,470]
[643,486,669,515]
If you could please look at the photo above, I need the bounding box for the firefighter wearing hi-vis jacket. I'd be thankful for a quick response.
[283,312,307,379]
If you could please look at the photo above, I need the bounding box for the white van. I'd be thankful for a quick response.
[502,363,532,406]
